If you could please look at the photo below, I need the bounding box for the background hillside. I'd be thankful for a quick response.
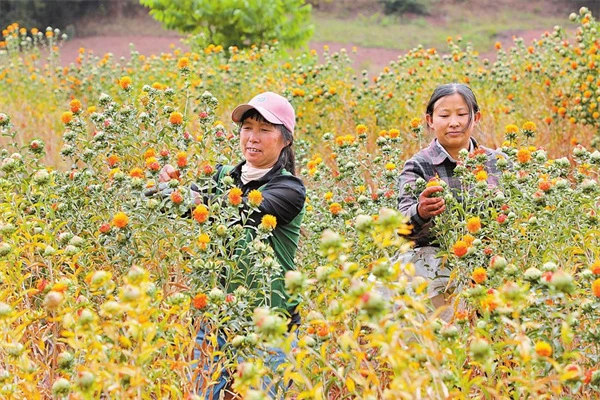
[2,0,596,73]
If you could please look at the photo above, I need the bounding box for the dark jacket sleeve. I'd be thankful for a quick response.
[245,175,306,227]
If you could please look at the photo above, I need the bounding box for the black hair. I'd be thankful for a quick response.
[425,83,480,132]
[238,109,296,175]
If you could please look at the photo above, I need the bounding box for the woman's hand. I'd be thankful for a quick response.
[417,186,446,219]
[159,164,180,183]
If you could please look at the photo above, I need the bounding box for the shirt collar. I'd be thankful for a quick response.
[230,159,284,185]
[431,138,477,165]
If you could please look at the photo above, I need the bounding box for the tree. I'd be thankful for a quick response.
[138,0,314,50]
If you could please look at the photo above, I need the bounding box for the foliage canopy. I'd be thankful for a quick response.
[138,0,314,49]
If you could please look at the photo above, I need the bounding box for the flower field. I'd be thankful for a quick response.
[1,7,600,399]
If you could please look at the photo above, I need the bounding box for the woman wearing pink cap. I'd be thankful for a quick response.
[159,92,305,399]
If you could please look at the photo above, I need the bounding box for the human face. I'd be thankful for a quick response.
[240,116,288,169]
[426,93,481,159]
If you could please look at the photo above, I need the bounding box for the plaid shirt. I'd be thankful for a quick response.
[397,138,505,247]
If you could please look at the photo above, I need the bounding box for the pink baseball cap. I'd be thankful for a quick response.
[231,92,295,134]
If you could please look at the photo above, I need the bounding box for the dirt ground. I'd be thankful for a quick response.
[58,27,550,76]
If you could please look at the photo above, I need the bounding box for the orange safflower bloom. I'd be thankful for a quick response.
[388,129,400,138]
[176,151,187,167]
[119,76,132,90]
[462,233,475,246]
[452,240,468,257]
[228,187,243,206]
[535,341,553,357]
[317,323,329,337]
[472,267,487,284]
[466,216,482,233]
[356,124,367,135]
[145,156,160,171]
[505,124,518,134]
[481,293,498,312]
[538,179,552,192]
[522,121,537,132]
[177,57,190,69]
[591,260,600,275]
[169,111,184,125]
[329,202,342,215]
[426,176,441,187]
[517,148,531,163]
[201,164,214,176]
[385,162,396,171]
[144,148,156,159]
[192,293,208,309]
[129,168,144,178]
[70,99,82,113]
[61,111,73,124]
[248,190,263,207]
[592,278,600,297]
[410,118,421,129]
[107,154,120,167]
[198,233,210,250]
[260,214,277,231]
[170,191,184,204]
[112,212,129,228]
[192,205,209,224]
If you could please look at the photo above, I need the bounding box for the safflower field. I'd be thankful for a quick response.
[1,6,600,399]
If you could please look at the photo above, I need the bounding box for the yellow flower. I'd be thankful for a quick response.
[466,216,482,233]
[388,129,400,138]
[260,214,277,231]
[143,148,156,159]
[177,57,190,69]
[248,190,263,207]
[505,124,518,134]
[410,118,421,129]
[119,76,132,90]
[198,233,210,250]
[355,124,367,135]
[385,162,396,171]
[112,212,129,229]
[535,341,552,357]
[517,148,531,163]
[522,121,537,132]
[475,170,488,182]
[324,192,333,201]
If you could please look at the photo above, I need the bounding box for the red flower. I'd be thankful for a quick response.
[192,293,208,309]
[171,191,184,204]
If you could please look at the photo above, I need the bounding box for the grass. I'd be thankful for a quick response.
[312,8,572,52]
[66,0,578,58]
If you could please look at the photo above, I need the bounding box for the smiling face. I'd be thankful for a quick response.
[426,92,481,159]
[240,116,288,169]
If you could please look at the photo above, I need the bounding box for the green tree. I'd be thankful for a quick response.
[139,0,314,49]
